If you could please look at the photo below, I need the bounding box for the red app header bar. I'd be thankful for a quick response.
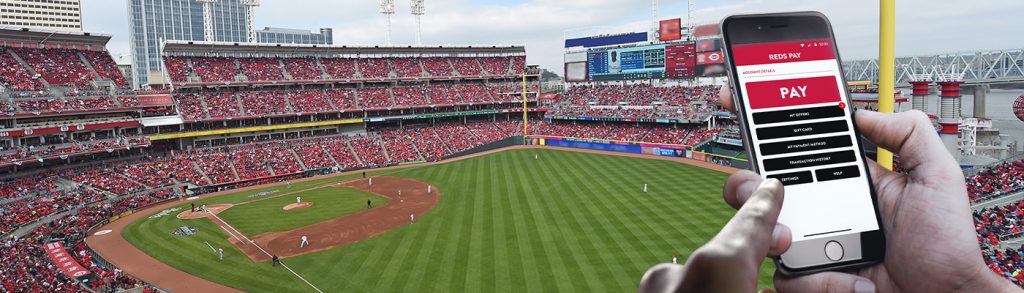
[732,39,835,66]
[745,75,841,110]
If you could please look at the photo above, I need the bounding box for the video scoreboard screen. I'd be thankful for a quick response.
[579,43,697,81]
[587,45,666,81]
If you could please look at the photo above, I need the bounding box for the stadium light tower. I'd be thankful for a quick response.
[411,0,425,46]
[687,0,695,39]
[240,0,260,43]
[651,0,659,42]
[380,0,395,46]
[197,0,217,42]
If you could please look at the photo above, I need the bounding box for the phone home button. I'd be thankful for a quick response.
[824,240,844,261]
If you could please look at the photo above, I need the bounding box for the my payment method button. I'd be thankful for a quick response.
[815,165,861,182]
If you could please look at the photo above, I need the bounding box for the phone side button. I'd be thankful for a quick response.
[824,240,844,261]
[766,171,813,186]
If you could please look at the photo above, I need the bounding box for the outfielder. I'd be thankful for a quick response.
[300,235,309,248]
[644,183,648,193]
[218,248,224,261]
[296,196,301,204]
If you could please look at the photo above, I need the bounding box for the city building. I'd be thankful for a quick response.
[257,27,332,45]
[0,0,81,31]
[127,0,334,89]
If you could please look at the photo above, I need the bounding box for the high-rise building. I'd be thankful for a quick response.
[257,27,332,45]
[0,0,82,31]
[127,0,334,89]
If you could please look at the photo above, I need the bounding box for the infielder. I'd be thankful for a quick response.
[369,177,373,186]
[296,196,301,204]
[427,185,432,193]
[410,213,415,224]
[300,235,309,248]
[672,254,677,264]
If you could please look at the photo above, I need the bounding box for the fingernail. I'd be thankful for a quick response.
[854,279,875,293]
[771,225,782,243]
[759,178,780,189]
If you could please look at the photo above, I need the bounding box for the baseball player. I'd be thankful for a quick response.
[296,196,301,204]
[300,235,309,248]
[398,190,402,197]
[272,255,279,267]
[644,183,648,193]
[427,185,432,193]
[218,248,224,261]
[410,213,415,224]
[367,199,372,209]
[672,254,677,264]
[369,177,373,186]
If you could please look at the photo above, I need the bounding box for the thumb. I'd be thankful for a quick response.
[774,271,877,293]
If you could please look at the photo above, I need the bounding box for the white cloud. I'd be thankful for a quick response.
[85,0,1024,75]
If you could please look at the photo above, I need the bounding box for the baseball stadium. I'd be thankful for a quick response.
[2,1,1024,293]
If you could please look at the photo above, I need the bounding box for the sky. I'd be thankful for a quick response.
[82,0,1024,75]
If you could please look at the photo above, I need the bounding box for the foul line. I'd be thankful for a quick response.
[208,212,324,293]
[204,241,216,253]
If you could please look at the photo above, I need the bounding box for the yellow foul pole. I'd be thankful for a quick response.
[522,69,528,137]
[877,0,896,170]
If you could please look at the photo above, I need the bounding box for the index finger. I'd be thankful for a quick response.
[718,85,735,112]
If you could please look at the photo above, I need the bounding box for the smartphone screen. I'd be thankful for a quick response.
[731,39,879,243]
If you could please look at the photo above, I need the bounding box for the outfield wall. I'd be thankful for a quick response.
[526,135,749,169]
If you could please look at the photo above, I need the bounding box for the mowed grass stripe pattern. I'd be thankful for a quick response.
[123,148,774,292]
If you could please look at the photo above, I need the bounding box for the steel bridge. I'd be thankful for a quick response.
[842,48,1024,87]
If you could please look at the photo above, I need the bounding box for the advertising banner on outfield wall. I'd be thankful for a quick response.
[44,242,92,280]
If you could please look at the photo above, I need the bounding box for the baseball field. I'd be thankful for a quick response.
[107,148,774,292]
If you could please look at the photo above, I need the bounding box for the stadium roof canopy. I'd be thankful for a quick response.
[162,40,526,57]
[0,26,112,47]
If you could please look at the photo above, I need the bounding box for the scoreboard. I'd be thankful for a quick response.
[578,43,696,81]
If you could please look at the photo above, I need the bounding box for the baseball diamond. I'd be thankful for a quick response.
[85,147,773,292]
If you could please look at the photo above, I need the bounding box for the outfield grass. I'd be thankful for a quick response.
[218,186,388,236]
[122,148,774,292]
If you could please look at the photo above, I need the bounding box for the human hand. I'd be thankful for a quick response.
[638,178,790,292]
[716,86,1017,292]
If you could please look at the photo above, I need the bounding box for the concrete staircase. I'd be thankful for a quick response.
[8,49,51,88]
[197,94,213,119]
[289,148,308,170]
[346,140,365,166]
[279,59,294,80]
[377,135,393,163]
[190,161,214,185]
[321,144,343,168]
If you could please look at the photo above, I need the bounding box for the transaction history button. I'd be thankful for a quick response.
[815,165,861,182]
[762,150,857,172]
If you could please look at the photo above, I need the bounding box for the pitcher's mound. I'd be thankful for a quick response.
[284,202,313,211]
[177,204,233,219]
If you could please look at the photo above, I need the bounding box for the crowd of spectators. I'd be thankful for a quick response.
[238,57,285,81]
[190,57,238,83]
[80,50,129,88]
[389,58,423,78]
[13,48,97,89]
[967,160,1024,202]
[0,136,150,165]
[391,86,428,107]
[239,91,291,116]
[357,59,391,79]
[357,87,393,109]
[283,57,325,81]
[165,55,527,83]
[421,58,454,77]
[0,49,45,90]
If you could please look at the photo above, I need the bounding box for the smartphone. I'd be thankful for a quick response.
[720,11,885,276]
